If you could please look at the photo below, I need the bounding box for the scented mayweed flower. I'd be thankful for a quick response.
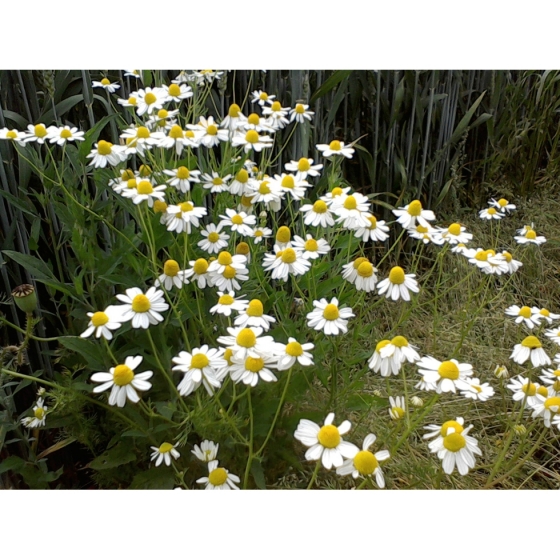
[438,222,473,245]
[163,166,201,193]
[514,229,547,245]
[22,123,50,144]
[415,356,473,394]
[276,337,314,371]
[316,139,355,159]
[489,197,516,213]
[201,171,232,193]
[154,259,185,290]
[262,245,311,282]
[506,375,549,408]
[0,127,27,146]
[115,287,169,329]
[234,299,276,331]
[545,328,560,346]
[192,440,219,462]
[90,355,153,408]
[219,208,256,237]
[377,266,419,302]
[47,125,85,146]
[21,398,47,429]
[92,78,120,92]
[388,396,406,420]
[336,433,390,486]
[392,199,436,229]
[294,412,359,470]
[510,335,551,367]
[458,378,495,402]
[531,307,560,325]
[183,258,213,289]
[379,335,421,374]
[299,199,335,228]
[284,157,323,180]
[291,234,330,260]
[478,207,503,220]
[369,340,396,377]
[306,297,354,336]
[86,140,125,168]
[251,89,275,106]
[530,388,560,428]
[353,214,390,243]
[80,305,123,340]
[342,257,378,292]
[217,326,276,361]
[164,200,207,234]
[197,224,230,254]
[210,291,249,317]
[424,419,481,476]
[505,304,541,329]
[229,352,280,386]
[150,442,180,467]
[538,368,560,390]
[172,346,227,397]
[289,103,314,123]
[197,460,240,490]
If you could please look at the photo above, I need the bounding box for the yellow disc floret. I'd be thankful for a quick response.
[246,300,264,317]
[218,251,233,266]
[276,226,291,243]
[158,442,174,454]
[448,223,462,236]
[323,304,340,321]
[245,130,259,144]
[440,420,464,436]
[286,341,303,357]
[91,312,109,327]
[353,450,378,475]
[438,361,460,380]
[97,140,113,155]
[521,336,542,349]
[191,353,210,369]
[236,328,257,348]
[176,166,190,180]
[357,262,374,278]
[245,356,264,373]
[317,424,341,448]
[388,266,406,285]
[113,364,134,386]
[168,84,181,97]
[407,200,423,216]
[163,260,180,277]
[193,259,209,275]
[329,140,342,151]
[443,432,466,452]
[208,467,228,486]
[281,248,297,263]
[312,200,328,213]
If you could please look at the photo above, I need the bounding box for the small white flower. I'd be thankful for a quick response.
[276,338,314,371]
[479,207,503,220]
[392,200,435,229]
[197,460,240,490]
[80,305,123,340]
[192,440,219,462]
[150,442,180,467]
[92,78,120,93]
[458,378,495,402]
[306,297,354,336]
[114,287,169,329]
[316,139,354,159]
[21,398,47,429]
[154,260,185,290]
[377,266,419,302]
[210,291,249,317]
[415,356,473,394]
[510,336,551,367]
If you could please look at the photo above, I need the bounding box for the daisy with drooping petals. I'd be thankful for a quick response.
[505,305,540,329]
[262,246,311,282]
[154,260,185,290]
[276,338,314,371]
[92,78,120,93]
[229,353,279,387]
[150,442,180,467]
[425,419,481,476]
[291,234,330,261]
[306,297,354,336]
[388,396,407,421]
[392,199,436,229]
[164,200,207,234]
[479,207,503,220]
[489,197,516,213]
[21,397,48,429]
[115,287,169,329]
[172,346,227,397]
[122,179,166,207]
[289,103,314,124]
[198,224,230,254]
[189,116,229,148]
[251,226,273,244]
[469,249,509,275]
[269,173,310,201]
[240,112,275,134]
[197,460,240,490]
[163,166,201,193]
[219,208,256,237]
[458,378,495,402]
[407,223,445,245]
[158,125,197,155]
[379,335,421,373]
[438,223,473,245]
[299,199,335,228]
[231,129,273,153]
[183,258,213,289]
[531,307,560,325]
[86,140,125,168]
[192,440,219,462]
[210,291,248,317]
[331,192,372,229]
[251,90,275,106]
[316,139,355,159]
[531,389,560,428]
[336,433,390,487]
[162,82,193,103]
[90,355,153,407]
[217,326,276,361]
[234,299,276,331]
[515,229,547,245]
[368,340,395,377]
[545,328,560,346]
[285,157,323,180]
[377,266,419,301]
[510,335,551,367]
[135,86,167,116]
[353,215,390,243]
[47,125,85,146]
[294,412,359,470]
[80,305,123,340]
[262,100,290,129]
[342,257,378,292]
[415,356,473,394]
[506,375,549,408]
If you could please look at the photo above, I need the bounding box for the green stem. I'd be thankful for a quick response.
[243,389,254,489]
[306,460,322,489]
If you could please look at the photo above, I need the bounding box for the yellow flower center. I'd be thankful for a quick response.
[312,200,328,213]
[212,178,223,186]
[206,124,218,136]
[281,175,295,189]
[391,406,405,419]
[276,226,291,243]
[231,214,244,225]
[328,140,342,151]
[331,187,343,197]
[91,311,109,327]
[191,353,210,369]
[218,294,234,305]
[163,260,180,277]
[281,248,297,264]
[145,92,157,105]
[259,181,271,194]
[131,294,151,313]
[153,200,167,213]
[388,266,405,285]
[416,225,428,234]
[353,450,378,475]
[368,216,378,228]
[224,348,234,366]
[228,103,241,118]
[137,126,150,139]
[208,467,228,486]
[475,250,488,262]
[357,262,374,278]
[317,424,341,448]
[521,383,537,396]
[223,265,237,279]
[127,96,137,105]
[101,78,110,86]
[236,169,249,183]
[526,230,537,240]
[518,306,532,318]
[544,396,560,412]
[236,242,250,255]
[113,364,134,386]
[440,420,464,436]
[343,195,357,210]
[168,84,181,97]
[205,232,219,243]
[245,130,259,144]
[498,198,508,207]
[407,200,422,216]
[176,166,190,179]
[502,251,512,262]
[295,104,305,114]
[247,300,264,317]
[158,442,174,454]
[438,361,460,380]
[193,259,209,275]
[271,101,282,112]
[139,165,152,177]
[6,130,18,139]
[353,257,369,270]
[297,158,311,171]
[448,223,462,236]
[236,328,256,348]
[185,130,195,138]
[259,92,268,101]
[248,113,260,125]
[540,309,550,317]
[97,140,113,155]
[304,238,318,252]
[245,356,264,372]
[391,335,409,347]
[169,125,184,139]
[218,251,233,266]
[157,109,169,119]
[286,341,303,357]
[487,207,497,215]
[137,181,153,195]
[537,386,548,398]
[240,196,253,208]
[34,407,45,420]
[375,339,391,352]
[521,336,542,349]
[60,128,73,139]
[443,432,466,452]
[323,304,340,321]
[179,201,194,213]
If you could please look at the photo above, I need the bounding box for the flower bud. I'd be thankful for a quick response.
[12,284,37,314]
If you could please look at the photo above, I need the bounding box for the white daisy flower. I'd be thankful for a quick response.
[163,166,201,193]
[545,329,560,346]
[239,112,275,134]
[248,178,284,211]
[539,368,560,391]
[505,305,540,329]
[145,107,179,132]
[379,335,421,373]
[331,192,372,229]
[47,125,85,146]
[188,116,229,148]
[336,433,390,486]
[183,258,213,289]
[316,139,355,159]
[468,249,509,275]
[506,375,549,408]
[458,378,495,402]
[289,103,314,124]
[251,226,273,244]
[229,353,279,387]
[135,86,167,116]
[231,129,273,153]
[263,246,311,282]
[531,390,560,428]
[415,356,473,394]
[353,215,390,243]
[262,100,290,129]
[154,260,185,290]
[197,460,240,490]
[198,224,230,254]
[21,398,47,429]
[407,223,445,245]
[269,173,310,201]
[90,355,153,407]
[121,179,166,207]
[164,200,207,234]
[86,140,125,168]
[162,82,193,103]
[80,305,123,340]
[210,291,249,317]
[219,208,256,236]
[392,199,436,229]
[150,442,180,467]
[217,326,276,361]
[92,78,120,93]
[342,257,378,292]
[114,287,169,329]
[200,170,232,193]
[510,336,551,367]
[377,266,419,301]
[388,396,407,421]
[531,307,560,325]
[172,346,227,397]
[424,417,465,441]
[276,338,314,371]
[285,157,323,180]
[209,261,249,292]
[438,222,473,245]
[478,207,503,220]
[306,297,354,336]
[120,125,164,156]
[299,199,335,228]
[489,197,516,213]
[0,127,27,146]
[234,299,276,331]
[515,230,546,245]
[294,412,359,470]
[158,125,198,156]
[368,340,395,377]
[192,440,219,463]
[291,235,330,260]
[251,90,275,106]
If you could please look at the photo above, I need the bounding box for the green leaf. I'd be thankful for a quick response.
[310,70,353,103]
[89,441,136,470]
[58,336,107,371]
[2,110,27,129]
[251,458,267,489]
[0,455,25,474]
[129,467,175,489]
[450,91,486,144]
[40,94,84,123]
